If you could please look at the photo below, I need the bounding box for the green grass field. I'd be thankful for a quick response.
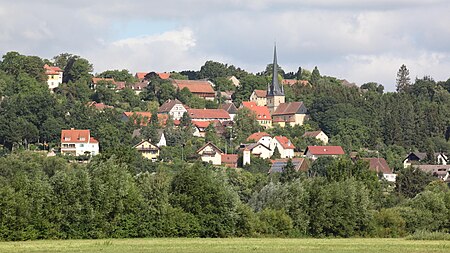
[0,238,449,253]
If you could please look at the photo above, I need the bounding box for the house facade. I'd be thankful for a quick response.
[249,89,267,106]
[242,143,272,165]
[60,129,99,156]
[197,142,223,165]
[187,109,230,122]
[272,102,308,127]
[247,132,272,148]
[362,157,397,182]
[271,136,295,158]
[158,99,187,121]
[303,130,329,144]
[44,64,63,90]
[241,102,272,128]
[173,79,216,100]
[133,140,160,161]
[403,152,448,168]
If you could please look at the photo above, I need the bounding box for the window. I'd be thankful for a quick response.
[80,144,84,147]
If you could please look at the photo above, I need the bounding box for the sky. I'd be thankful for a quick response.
[1,0,450,91]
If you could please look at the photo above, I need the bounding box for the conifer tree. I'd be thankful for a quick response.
[396,64,411,92]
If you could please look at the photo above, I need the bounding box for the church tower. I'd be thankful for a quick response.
[267,45,285,114]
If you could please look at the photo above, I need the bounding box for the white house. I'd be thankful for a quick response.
[44,64,63,90]
[158,99,187,121]
[302,130,329,144]
[242,143,272,165]
[197,142,223,165]
[246,132,272,148]
[60,129,99,156]
[271,136,295,158]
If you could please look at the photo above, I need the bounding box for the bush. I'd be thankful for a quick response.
[257,208,294,236]
[373,208,406,238]
[406,230,450,240]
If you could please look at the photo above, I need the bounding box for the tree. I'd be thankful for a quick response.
[296,67,303,80]
[233,108,261,143]
[97,69,136,83]
[0,51,46,82]
[271,146,281,159]
[170,163,238,237]
[361,82,384,94]
[280,159,299,183]
[310,66,321,85]
[396,167,434,198]
[63,56,93,83]
[396,64,411,93]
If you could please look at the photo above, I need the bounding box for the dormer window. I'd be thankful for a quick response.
[64,137,70,141]
[79,137,86,141]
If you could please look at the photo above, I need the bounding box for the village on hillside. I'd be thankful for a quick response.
[36,47,449,185]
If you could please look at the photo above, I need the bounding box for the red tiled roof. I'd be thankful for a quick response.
[158,72,170,79]
[135,72,147,80]
[362,158,392,174]
[274,136,295,149]
[303,131,323,138]
[221,154,238,168]
[115,81,126,90]
[253,89,267,98]
[61,129,98,144]
[173,80,215,94]
[123,112,168,126]
[273,102,306,116]
[187,109,230,120]
[241,101,271,120]
[44,64,62,75]
[307,146,345,155]
[247,132,270,142]
[192,120,212,128]
[282,79,310,86]
[87,101,113,110]
[92,77,115,85]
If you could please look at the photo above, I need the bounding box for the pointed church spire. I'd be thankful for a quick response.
[268,44,284,96]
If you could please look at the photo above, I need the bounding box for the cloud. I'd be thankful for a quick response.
[86,28,203,73]
[0,1,450,91]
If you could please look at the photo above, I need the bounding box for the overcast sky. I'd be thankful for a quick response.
[1,0,450,91]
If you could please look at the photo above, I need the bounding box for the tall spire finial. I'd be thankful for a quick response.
[268,43,284,96]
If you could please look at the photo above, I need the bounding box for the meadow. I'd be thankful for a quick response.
[0,238,449,253]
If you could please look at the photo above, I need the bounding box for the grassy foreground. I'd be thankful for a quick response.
[0,238,449,253]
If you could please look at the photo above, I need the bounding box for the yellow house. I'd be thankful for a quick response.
[272,102,308,127]
[197,142,223,165]
[133,140,160,162]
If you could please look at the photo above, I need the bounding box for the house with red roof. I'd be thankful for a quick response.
[272,102,308,127]
[271,136,295,158]
[241,101,272,128]
[61,129,99,156]
[246,132,272,148]
[121,112,169,126]
[221,154,238,168]
[304,146,345,160]
[87,101,114,111]
[361,157,396,182]
[282,79,310,87]
[173,79,216,101]
[44,64,63,90]
[187,108,230,122]
[249,89,267,106]
[135,72,171,81]
[303,130,329,144]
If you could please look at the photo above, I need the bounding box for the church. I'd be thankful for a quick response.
[266,46,308,127]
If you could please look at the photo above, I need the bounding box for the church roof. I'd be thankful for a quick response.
[267,45,284,97]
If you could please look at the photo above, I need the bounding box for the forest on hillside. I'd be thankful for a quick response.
[0,51,449,240]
